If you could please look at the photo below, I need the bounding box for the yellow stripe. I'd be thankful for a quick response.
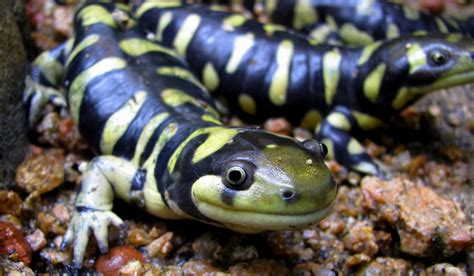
[347,138,365,155]
[100,91,147,154]
[156,11,173,41]
[66,35,100,67]
[403,6,419,20]
[339,24,374,46]
[156,66,205,90]
[386,23,400,39]
[293,0,318,30]
[202,62,220,92]
[323,49,342,105]
[34,51,64,86]
[135,2,181,18]
[238,94,257,115]
[223,14,247,31]
[143,122,179,169]
[435,18,449,33]
[161,89,220,118]
[269,40,294,106]
[352,111,383,130]
[132,112,169,164]
[357,41,382,65]
[168,127,239,173]
[327,112,351,131]
[77,5,116,27]
[299,109,322,129]
[265,0,277,16]
[119,38,177,58]
[69,57,127,122]
[406,43,427,74]
[173,14,201,56]
[225,33,255,74]
[363,63,386,103]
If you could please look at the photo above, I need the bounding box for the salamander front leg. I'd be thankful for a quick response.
[316,106,390,179]
[61,156,142,268]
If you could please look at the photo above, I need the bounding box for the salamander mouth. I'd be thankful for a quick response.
[194,199,335,233]
[416,69,474,93]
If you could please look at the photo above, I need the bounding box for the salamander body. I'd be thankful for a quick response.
[135,3,474,177]
[25,2,337,267]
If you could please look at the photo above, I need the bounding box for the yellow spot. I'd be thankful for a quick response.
[352,111,383,130]
[447,33,463,43]
[143,123,178,169]
[325,15,337,29]
[403,6,419,20]
[69,57,127,122]
[65,35,100,67]
[173,14,201,56]
[226,33,255,74]
[323,49,342,105]
[293,0,318,30]
[299,110,322,129]
[353,162,378,175]
[321,138,335,159]
[266,144,277,149]
[34,50,64,86]
[168,127,239,172]
[134,2,181,18]
[161,89,220,118]
[305,159,313,165]
[308,25,337,45]
[269,40,294,106]
[265,0,277,16]
[193,128,239,164]
[406,43,427,74]
[201,114,222,125]
[392,87,415,110]
[132,112,169,164]
[238,94,257,115]
[435,18,448,33]
[263,24,287,36]
[386,23,400,39]
[202,62,220,92]
[327,112,351,131]
[77,5,117,27]
[363,63,386,103]
[357,41,382,65]
[156,11,173,41]
[100,91,147,154]
[119,38,177,57]
[223,14,247,31]
[347,138,365,155]
[157,66,205,90]
[339,24,374,46]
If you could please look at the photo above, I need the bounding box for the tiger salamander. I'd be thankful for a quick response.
[25,2,337,267]
[135,3,474,177]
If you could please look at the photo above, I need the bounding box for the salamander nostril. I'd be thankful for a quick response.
[282,190,295,200]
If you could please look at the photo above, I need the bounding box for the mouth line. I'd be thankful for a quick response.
[194,199,335,231]
[414,69,474,93]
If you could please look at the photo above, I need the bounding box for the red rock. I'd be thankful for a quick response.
[0,222,32,265]
[96,245,145,276]
[420,0,445,15]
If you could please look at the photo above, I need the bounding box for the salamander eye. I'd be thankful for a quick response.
[223,161,254,190]
[429,50,448,66]
[302,139,328,158]
[226,167,246,186]
[319,143,328,157]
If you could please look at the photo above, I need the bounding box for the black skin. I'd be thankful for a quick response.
[136,4,474,177]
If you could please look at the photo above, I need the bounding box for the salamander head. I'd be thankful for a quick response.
[169,127,337,233]
[359,34,474,110]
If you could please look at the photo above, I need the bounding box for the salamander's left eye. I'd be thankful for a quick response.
[223,161,254,190]
[226,167,246,186]
[430,50,449,66]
